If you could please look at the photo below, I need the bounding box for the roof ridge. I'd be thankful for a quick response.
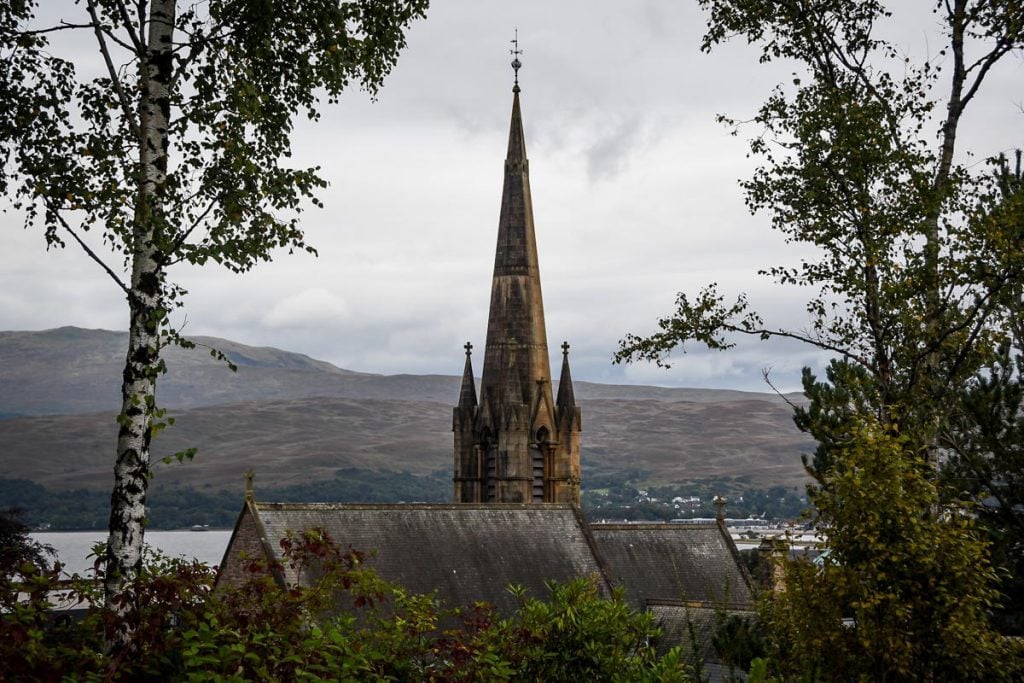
[589,523,722,531]
[254,501,578,511]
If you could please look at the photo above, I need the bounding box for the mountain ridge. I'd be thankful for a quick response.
[0,327,814,493]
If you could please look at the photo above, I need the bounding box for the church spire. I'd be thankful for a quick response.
[506,87,527,163]
[479,47,549,413]
[453,42,581,505]
[507,31,525,158]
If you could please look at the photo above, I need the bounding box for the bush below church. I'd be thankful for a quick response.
[1,522,688,681]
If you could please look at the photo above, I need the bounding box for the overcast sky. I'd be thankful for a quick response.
[2,1,1021,392]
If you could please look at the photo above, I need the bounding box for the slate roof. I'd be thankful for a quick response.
[241,501,609,614]
[587,523,753,609]
[647,600,756,680]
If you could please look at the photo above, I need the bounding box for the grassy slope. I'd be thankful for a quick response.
[0,328,814,493]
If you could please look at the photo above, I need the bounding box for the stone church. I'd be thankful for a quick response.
[218,67,753,674]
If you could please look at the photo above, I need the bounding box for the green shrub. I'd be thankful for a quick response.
[1,526,689,681]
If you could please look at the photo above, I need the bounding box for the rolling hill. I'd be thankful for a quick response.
[0,327,814,495]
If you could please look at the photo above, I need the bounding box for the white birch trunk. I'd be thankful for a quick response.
[104,0,176,614]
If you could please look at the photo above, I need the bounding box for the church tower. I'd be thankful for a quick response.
[453,46,581,505]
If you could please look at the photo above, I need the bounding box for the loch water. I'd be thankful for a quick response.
[30,530,233,577]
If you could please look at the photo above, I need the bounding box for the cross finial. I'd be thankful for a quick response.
[561,341,570,356]
[510,28,522,91]
[464,341,473,356]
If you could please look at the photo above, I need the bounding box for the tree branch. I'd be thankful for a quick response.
[85,0,140,142]
[136,0,147,47]
[111,0,144,53]
[170,24,242,91]
[959,38,1014,112]
[16,22,96,36]
[49,208,130,295]
[100,25,136,53]
[729,324,864,366]
[162,198,217,267]
[762,368,802,409]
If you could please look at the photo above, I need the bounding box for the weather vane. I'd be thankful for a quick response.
[510,27,522,89]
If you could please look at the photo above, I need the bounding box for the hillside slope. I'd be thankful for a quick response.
[0,328,814,493]
[0,327,803,415]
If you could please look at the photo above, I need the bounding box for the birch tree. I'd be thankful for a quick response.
[1,0,428,614]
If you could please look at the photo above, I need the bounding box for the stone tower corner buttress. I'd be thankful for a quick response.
[453,342,483,503]
[555,342,582,503]
[452,66,581,505]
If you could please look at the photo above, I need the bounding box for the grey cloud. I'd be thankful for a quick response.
[3,1,1017,394]
[584,115,646,181]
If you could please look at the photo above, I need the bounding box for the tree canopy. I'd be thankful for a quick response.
[0,0,428,614]
[763,419,1021,681]
[618,1,1023,436]
[614,0,1024,668]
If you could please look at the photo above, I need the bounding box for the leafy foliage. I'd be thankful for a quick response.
[0,507,54,579]
[938,155,1024,634]
[478,580,685,682]
[4,0,430,268]
[941,342,1024,634]
[0,528,690,681]
[760,420,1022,681]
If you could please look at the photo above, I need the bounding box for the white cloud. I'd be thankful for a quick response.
[262,289,352,329]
